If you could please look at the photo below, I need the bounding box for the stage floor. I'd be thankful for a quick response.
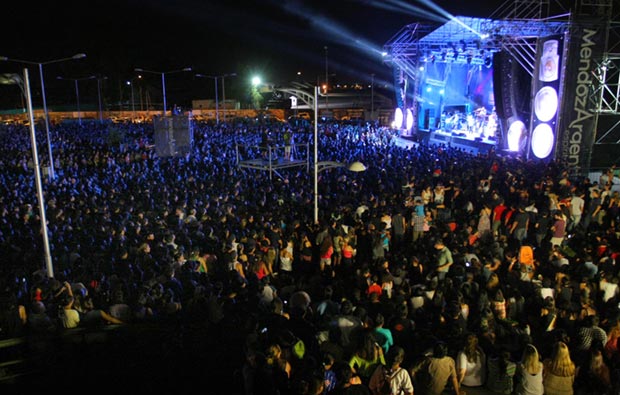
[427,129,497,154]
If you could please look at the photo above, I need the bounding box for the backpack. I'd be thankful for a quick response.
[380,366,403,395]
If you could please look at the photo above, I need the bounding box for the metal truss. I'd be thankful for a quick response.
[586,0,620,146]
[592,56,620,117]
[383,1,570,77]
[383,23,437,80]
[482,18,567,77]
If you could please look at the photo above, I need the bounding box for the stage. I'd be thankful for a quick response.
[406,129,497,155]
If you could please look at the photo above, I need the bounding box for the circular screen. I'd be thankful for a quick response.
[507,120,526,152]
[406,108,414,131]
[531,123,555,159]
[393,108,403,129]
[534,86,558,122]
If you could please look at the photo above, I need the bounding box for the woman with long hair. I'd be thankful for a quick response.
[574,342,611,395]
[515,344,544,395]
[341,236,356,275]
[543,341,577,395]
[319,235,334,274]
[457,332,486,389]
[348,329,385,385]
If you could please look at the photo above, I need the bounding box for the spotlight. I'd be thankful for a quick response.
[484,56,492,68]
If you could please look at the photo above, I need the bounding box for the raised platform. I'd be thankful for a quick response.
[394,136,419,149]
[429,130,497,154]
[238,157,307,172]
[236,143,309,180]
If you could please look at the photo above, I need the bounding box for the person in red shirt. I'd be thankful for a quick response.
[319,236,334,274]
[492,198,507,239]
[366,275,383,298]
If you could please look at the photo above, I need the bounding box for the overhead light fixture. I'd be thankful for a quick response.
[348,162,367,172]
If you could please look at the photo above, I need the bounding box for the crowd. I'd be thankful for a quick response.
[1,116,620,394]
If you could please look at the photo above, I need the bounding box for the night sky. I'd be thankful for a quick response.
[1,0,508,109]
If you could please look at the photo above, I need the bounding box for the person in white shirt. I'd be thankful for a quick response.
[457,333,486,388]
[599,273,619,304]
[569,192,585,230]
[369,346,414,395]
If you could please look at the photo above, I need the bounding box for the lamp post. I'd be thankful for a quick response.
[324,46,329,112]
[0,53,86,179]
[221,73,237,121]
[134,67,192,117]
[125,75,142,118]
[7,70,55,277]
[57,75,96,126]
[97,76,107,123]
[371,73,375,121]
[195,74,219,124]
[126,79,136,119]
[313,86,365,224]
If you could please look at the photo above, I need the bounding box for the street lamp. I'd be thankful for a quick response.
[134,67,192,117]
[5,70,55,277]
[313,86,365,224]
[221,73,237,121]
[57,75,96,126]
[96,76,108,123]
[324,46,329,112]
[195,72,236,123]
[195,74,219,124]
[125,79,136,119]
[0,53,86,179]
[371,73,375,121]
[126,75,143,117]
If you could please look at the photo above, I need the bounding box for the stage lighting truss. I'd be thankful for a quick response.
[384,14,569,73]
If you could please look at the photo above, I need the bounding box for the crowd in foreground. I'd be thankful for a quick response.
[1,117,620,394]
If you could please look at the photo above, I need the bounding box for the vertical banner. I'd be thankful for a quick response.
[529,34,565,161]
[557,22,605,174]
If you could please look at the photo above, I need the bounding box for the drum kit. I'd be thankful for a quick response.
[442,106,497,138]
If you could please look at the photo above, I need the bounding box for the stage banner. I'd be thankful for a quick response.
[557,21,605,175]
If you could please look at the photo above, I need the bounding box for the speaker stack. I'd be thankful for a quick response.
[153,115,194,157]
[492,51,515,119]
